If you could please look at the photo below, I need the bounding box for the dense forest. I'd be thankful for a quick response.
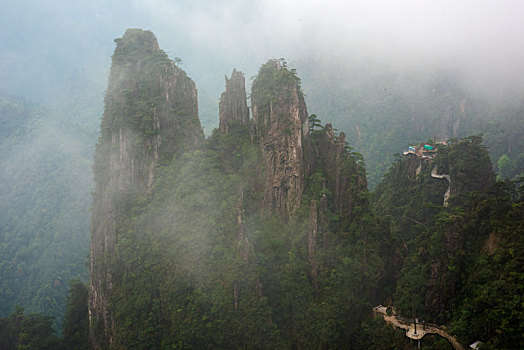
[0,96,91,328]
[0,279,89,350]
[1,20,523,349]
[373,136,524,348]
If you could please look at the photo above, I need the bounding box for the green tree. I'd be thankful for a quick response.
[0,307,63,350]
[0,306,24,350]
[63,280,89,349]
[18,314,63,350]
[497,154,511,180]
[308,114,322,132]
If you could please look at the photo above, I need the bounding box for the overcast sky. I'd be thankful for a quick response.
[138,0,524,73]
[1,0,523,102]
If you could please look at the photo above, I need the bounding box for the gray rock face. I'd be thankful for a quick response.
[89,28,203,348]
[251,60,309,220]
[219,69,249,134]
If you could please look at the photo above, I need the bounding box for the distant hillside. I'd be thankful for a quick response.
[0,95,92,329]
[297,55,524,187]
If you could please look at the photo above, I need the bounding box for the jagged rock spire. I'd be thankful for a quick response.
[89,28,203,349]
[251,60,309,220]
[219,69,249,134]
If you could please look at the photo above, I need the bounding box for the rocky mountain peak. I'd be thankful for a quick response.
[113,28,160,58]
[219,69,249,134]
[250,60,309,220]
[89,28,203,349]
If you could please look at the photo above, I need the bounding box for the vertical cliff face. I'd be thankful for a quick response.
[305,123,368,224]
[219,69,249,134]
[89,28,203,348]
[251,60,309,220]
[86,51,388,347]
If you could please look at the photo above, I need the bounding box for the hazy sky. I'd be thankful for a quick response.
[136,0,524,72]
[1,0,523,103]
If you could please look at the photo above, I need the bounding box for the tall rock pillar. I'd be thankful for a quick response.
[251,60,309,220]
[219,69,249,133]
[89,28,203,348]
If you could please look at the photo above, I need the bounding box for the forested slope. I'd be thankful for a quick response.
[0,96,91,328]
[372,136,524,349]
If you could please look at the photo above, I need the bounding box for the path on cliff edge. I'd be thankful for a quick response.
[373,307,464,350]
[431,164,451,207]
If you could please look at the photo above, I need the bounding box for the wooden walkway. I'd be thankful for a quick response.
[373,306,464,350]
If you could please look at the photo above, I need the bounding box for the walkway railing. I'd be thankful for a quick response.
[372,305,464,350]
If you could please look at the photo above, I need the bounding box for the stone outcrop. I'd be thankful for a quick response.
[251,60,309,220]
[89,28,203,348]
[219,69,249,134]
[249,60,367,222]
[305,124,367,220]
